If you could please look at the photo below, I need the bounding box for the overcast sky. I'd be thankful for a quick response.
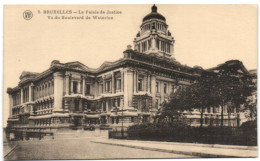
[3,4,257,126]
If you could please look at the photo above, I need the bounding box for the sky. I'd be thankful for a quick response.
[3,4,257,127]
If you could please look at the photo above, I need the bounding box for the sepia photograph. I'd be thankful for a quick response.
[3,4,258,160]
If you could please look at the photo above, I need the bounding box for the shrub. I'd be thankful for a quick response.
[125,123,257,146]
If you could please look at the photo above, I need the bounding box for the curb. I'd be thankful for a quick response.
[4,145,18,158]
[91,141,244,158]
[126,140,257,151]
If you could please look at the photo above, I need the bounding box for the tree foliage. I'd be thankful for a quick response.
[155,86,192,125]
[157,62,255,128]
[210,64,255,127]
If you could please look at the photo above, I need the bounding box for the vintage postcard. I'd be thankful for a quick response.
[3,4,257,160]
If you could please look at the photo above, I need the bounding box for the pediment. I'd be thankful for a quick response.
[98,61,113,70]
[19,71,38,80]
[65,62,89,71]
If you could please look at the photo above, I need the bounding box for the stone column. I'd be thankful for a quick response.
[136,72,139,92]
[170,42,174,54]
[124,69,133,107]
[9,95,13,118]
[148,74,151,93]
[53,72,64,112]
[77,80,81,94]
[29,83,34,102]
[103,76,106,93]
[210,107,213,113]
[121,71,124,92]
[111,73,115,94]
[152,37,157,51]
[140,41,142,52]
[21,88,24,104]
[65,74,70,95]
[106,101,109,112]
[151,75,156,107]
[70,80,73,93]
[160,81,164,102]
[133,71,136,93]
[82,76,86,95]
[94,81,98,97]
[224,105,228,113]
[146,73,149,92]
[158,39,161,51]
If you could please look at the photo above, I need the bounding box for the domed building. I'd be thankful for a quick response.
[6,5,248,138]
[134,5,174,58]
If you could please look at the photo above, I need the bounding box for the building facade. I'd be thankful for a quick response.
[7,5,244,130]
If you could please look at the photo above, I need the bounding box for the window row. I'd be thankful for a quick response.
[141,23,166,33]
[136,39,152,53]
[156,82,181,94]
[34,81,54,100]
[22,87,29,103]
[102,98,121,111]
[99,78,122,94]
[13,92,21,106]
[35,100,53,111]
[37,110,53,115]
[156,39,171,53]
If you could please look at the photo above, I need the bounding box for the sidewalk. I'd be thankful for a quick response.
[3,143,18,158]
[91,139,258,158]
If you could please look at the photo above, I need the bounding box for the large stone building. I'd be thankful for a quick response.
[6,5,247,130]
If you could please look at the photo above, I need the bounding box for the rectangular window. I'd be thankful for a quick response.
[116,117,119,124]
[156,82,159,93]
[138,99,142,110]
[116,79,121,90]
[100,84,103,94]
[103,101,106,111]
[108,100,111,111]
[148,39,151,49]
[86,84,91,95]
[156,39,159,49]
[155,99,159,109]
[172,84,175,93]
[131,117,134,123]
[164,83,167,94]
[112,99,116,107]
[106,81,111,92]
[117,97,120,107]
[111,117,114,124]
[207,107,210,113]
[74,100,79,111]
[73,81,78,94]
[138,78,143,91]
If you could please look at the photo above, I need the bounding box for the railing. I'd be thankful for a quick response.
[109,130,128,139]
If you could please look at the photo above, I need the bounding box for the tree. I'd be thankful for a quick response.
[241,82,257,121]
[157,71,219,127]
[155,86,192,125]
[156,61,255,128]
[211,64,255,127]
[186,71,219,127]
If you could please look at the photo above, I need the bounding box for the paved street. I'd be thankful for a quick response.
[5,137,194,160]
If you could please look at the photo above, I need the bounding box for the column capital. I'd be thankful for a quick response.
[65,71,71,76]
[54,71,63,78]
[81,75,88,79]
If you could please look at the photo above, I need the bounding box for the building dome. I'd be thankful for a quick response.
[143,5,166,22]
